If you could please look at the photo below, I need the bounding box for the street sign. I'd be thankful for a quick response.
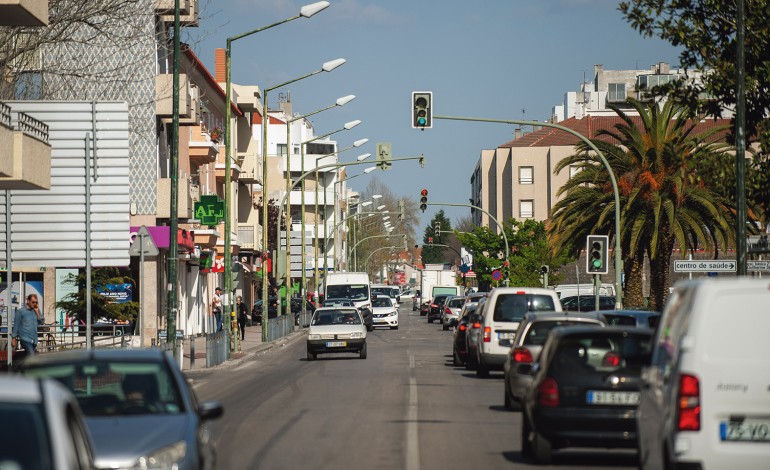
[674,260,736,272]
[747,260,770,272]
[129,226,159,257]
[491,269,502,281]
[194,194,225,227]
[747,235,770,254]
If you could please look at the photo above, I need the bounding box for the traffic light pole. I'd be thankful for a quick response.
[433,115,622,308]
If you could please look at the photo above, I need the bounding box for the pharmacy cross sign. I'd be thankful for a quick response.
[194,195,225,227]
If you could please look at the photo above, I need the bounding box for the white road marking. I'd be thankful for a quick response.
[406,353,420,470]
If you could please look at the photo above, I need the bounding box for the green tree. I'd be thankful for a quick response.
[55,267,139,325]
[551,99,735,310]
[619,0,770,224]
[420,210,452,264]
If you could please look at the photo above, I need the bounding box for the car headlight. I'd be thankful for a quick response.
[308,334,321,340]
[388,310,397,317]
[131,441,187,469]
[349,332,363,339]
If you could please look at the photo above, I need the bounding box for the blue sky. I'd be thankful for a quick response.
[188,0,680,227]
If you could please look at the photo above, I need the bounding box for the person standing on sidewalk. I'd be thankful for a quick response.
[11,293,44,356]
[212,287,223,332]
[236,296,248,341]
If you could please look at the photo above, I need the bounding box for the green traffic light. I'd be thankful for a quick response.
[592,258,602,269]
[417,117,426,125]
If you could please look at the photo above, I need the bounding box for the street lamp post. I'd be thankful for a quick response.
[332,170,378,269]
[260,58,347,342]
[283,96,355,320]
[224,1,330,348]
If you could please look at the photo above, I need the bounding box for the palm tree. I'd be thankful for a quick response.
[551,98,734,310]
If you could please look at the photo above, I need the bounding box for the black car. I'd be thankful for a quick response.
[521,325,652,464]
[428,294,452,323]
[252,297,278,324]
[560,295,616,312]
[452,303,479,366]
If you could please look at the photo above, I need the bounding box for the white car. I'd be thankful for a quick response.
[371,295,399,330]
[638,278,770,470]
[306,307,368,360]
[441,295,465,330]
[0,375,95,469]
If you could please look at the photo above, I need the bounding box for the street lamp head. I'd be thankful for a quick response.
[356,152,372,161]
[300,1,330,18]
[336,95,356,106]
[353,138,369,148]
[344,120,361,130]
[377,204,386,210]
[363,166,377,174]
[361,201,373,207]
[372,194,383,199]
[322,58,346,72]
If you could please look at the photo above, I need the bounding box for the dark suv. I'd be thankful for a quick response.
[428,294,452,323]
[560,295,615,312]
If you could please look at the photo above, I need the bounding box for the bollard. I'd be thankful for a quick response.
[189,335,195,369]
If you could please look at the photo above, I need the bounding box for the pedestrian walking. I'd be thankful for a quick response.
[236,296,248,341]
[12,294,44,356]
[212,287,223,332]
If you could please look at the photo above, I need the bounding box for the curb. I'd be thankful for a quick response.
[184,330,307,377]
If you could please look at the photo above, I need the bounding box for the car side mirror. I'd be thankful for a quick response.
[198,400,224,421]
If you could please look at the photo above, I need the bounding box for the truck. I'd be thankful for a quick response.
[554,283,615,299]
[322,272,373,330]
[418,264,458,309]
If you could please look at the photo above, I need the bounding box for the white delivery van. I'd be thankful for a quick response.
[431,285,462,299]
[637,278,770,470]
[323,272,371,310]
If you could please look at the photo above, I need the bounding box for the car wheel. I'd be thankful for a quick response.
[521,414,532,457]
[453,348,462,367]
[476,362,489,378]
[465,351,476,370]
[442,322,449,331]
[307,351,316,361]
[359,343,367,359]
[504,381,514,410]
[532,431,552,465]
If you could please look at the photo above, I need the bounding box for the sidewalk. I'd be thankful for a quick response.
[180,323,306,375]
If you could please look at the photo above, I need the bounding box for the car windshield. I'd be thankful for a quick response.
[0,402,52,469]
[524,320,599,346]
[493,294,556,322]
[23,361,184,417]
[327,284,369,301]
[372,297,392,308]
[447,298,464,308]
[311,309,361,325]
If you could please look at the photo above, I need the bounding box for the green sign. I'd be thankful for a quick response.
[194,195,225,227]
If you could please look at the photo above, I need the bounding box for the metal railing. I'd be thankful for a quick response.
[266,314,294,341]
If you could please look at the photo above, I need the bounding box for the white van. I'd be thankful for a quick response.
[323,272,371,311]
[637,278,770,470]
[474,287,562,377]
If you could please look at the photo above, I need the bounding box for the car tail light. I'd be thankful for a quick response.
[511,347,533,364]
[678,373,701,431]
[483,326,492,342]
[602,351,620,367]
[445,307,452,315]
[538,377,559,407]
[459,324,467,331]
[431,303,438,308]
[472,321,481,329]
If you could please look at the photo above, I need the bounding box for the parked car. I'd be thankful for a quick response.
[522,325,653,464]
[503,311,607,411]
[637,278,770,470]
[92,321,134,337]
[474,287,563,377]
[306,307,367,360]
[561,295,616,312]
[0,375,95,469]
[18,348,224,470]
[441,295,465,330]
[452,303,479,366]
[371,295,399,330]
[428,294,452,323]
[252,297,278,324]
[600,309,660,330]
[412,290,422,311]
[398,288,414,303]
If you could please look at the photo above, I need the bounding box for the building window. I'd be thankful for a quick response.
[277,144,288,156]
[520,200,534,219]
[607,83,626,102]
[519,166,534,185]
[569,165,581,178]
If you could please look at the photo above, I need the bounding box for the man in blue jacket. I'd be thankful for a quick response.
[11,293,44,355]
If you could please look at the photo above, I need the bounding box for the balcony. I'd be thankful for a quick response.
[156,177,194,219]
[0,104,51,189]
[0,0,48,26]
[156,74,196,122]
[189,125,219,166]
[237,152,261,184]
[159,0,198,26]
[237,223,261,250]
[215,161,241,182]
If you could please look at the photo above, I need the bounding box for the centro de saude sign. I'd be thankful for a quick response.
[674,260,736,272]
[194,195,225,227]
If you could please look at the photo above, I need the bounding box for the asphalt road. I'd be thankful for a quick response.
[192,305,638,469]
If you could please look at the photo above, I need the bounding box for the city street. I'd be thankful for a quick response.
[192,305,638,469]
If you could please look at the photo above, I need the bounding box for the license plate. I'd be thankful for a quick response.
[720,419,770,441]
[498,332,515,340]
[586,390,640,405]
[326,341,346,347]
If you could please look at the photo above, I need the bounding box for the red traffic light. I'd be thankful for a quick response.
[420,189,428,197]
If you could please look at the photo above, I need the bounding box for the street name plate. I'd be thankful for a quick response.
[674,260,736,272]
[747,260,770,272]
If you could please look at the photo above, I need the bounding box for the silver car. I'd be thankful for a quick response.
[19,348,223,470]
[0,375,95,469]
[441,295,465,330]
[503,311,606,410]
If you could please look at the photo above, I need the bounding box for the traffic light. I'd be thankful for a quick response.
[376,142,392,170]
[540,265,549,275]
[586,235,609,274]
[428,236,433,245]
[398,200,405,221]
[419,189,428,212]
[412,91,432,129]
[434,221,441,237]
